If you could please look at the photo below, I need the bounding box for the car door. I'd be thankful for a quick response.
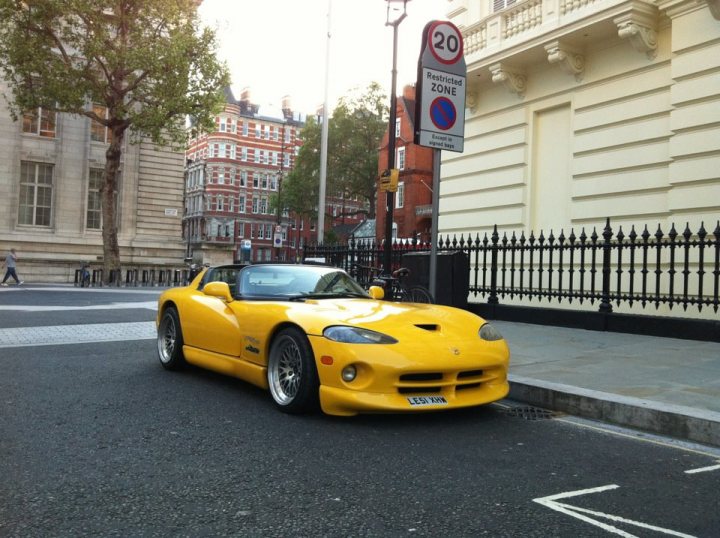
[181,267,246,358]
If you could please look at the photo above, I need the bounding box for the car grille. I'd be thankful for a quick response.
[396,369,490,395]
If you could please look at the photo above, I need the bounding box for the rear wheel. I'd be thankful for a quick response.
[267,327,319,414]
[397,285,434,304]
[157,307,185,370]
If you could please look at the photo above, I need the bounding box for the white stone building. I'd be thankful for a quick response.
[0,79,186,283]
[443,0,719,236]
[440,0,720,318]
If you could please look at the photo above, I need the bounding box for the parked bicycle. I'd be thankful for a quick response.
[352,264,434,303]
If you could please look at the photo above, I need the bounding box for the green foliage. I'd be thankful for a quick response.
[0,0,230,278]
[0,0,230,148]
[282,83,387,223]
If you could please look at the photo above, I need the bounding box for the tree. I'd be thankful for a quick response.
[0,0,229,281]
[282,83,387,230]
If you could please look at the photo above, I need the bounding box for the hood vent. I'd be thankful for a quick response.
[415,324,439,332]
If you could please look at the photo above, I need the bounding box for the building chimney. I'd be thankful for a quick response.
[402,84,416,101]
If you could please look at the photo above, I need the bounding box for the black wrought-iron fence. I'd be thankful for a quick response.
[303,218,720,314]
[73,266,191,287]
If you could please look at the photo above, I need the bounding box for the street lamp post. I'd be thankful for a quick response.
[382,0,409,282]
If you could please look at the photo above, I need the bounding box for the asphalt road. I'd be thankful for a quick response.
[1,285,719,537]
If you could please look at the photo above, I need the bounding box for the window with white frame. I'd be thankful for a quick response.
[252,196,259,213]
[253,174,259,188]
[397,146,406,170]
[396,181,405,209]
[261,174,268,189]
[229,196,235,212]
[90,104,112,144]
[395,118,401,138]
[219,117,228,132]
[238,195,246,213]
[240,171,247,186]
[238,222,244,238]
[241,147,247,161]
[255,124,261,138]
[23,107,56,138]
[242,122,248,136]
[86,168,103,230]
[260,196,268,214]
[264,125,270,139]
[19,161,54,227]
[218,171,225,184]
[217,195,224,211]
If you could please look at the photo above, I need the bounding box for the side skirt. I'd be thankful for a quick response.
[184,346,268,390]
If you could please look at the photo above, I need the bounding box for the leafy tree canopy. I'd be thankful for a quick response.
[0,0,230,278]
[282,82,388,224]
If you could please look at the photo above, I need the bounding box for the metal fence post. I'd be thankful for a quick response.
[488,225,499,305]
[599,217,613,313]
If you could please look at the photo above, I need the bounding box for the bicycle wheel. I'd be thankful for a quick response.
[397,285,434,304]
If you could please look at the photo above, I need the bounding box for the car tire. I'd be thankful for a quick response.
[267,327,319,414]
[157,307,186,370]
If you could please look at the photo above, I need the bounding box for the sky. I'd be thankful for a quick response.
[198,0,448,116]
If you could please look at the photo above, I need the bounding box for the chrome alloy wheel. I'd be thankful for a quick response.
[158,314,177,364]
[268,335,303,405]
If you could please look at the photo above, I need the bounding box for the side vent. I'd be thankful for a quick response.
[415,324,439,331]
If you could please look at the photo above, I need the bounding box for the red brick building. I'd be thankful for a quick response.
[376,84,435,243]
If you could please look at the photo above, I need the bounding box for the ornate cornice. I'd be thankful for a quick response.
[615,9,658,59]
[489,63,527,96]
[544,40,585,80]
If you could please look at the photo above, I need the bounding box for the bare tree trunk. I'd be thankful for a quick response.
[101,128,124,284]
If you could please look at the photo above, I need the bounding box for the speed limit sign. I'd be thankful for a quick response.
[415,20,466,152]
[427,21,464,65]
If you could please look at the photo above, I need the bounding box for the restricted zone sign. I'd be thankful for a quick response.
[415,21,466,153]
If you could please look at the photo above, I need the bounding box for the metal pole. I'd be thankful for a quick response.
[429,148,441,299]
[318,0,332,244]
[383,8,405,276]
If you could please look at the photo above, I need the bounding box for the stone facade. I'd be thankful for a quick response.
[0,78,186,283]
[444,0,720,237]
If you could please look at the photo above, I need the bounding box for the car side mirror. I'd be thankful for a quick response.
[368,285,385,300]
[203,281,233,302]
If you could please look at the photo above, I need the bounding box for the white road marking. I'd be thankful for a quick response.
[533,485,697,538]
[684,463,720,474]
[0,301,157,312]
[0,321,156,348]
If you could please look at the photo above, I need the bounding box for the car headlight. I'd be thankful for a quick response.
[479,323,504,341]
[323,326,397,344]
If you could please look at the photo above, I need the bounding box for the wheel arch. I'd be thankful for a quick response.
[266,321,310,356]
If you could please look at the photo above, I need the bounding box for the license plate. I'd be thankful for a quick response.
[407,395,448,407]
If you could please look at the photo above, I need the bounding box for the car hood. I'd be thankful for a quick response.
[288,298,486,339]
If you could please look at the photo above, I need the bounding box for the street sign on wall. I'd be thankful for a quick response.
[415,21,466,153]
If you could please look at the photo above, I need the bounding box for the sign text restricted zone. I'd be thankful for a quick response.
[418,67,465,152]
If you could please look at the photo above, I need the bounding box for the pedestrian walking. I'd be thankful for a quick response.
[1,248,24,286]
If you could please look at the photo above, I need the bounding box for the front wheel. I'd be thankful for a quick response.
[267,327,319,414]
[157,307,186,370]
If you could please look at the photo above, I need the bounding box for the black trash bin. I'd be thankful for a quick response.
[401,251,469,308]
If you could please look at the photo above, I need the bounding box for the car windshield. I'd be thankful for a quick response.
[238,265,368,300]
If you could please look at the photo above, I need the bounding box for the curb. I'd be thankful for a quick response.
[508,374,720,448]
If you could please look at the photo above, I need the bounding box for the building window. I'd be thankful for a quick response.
[396,181,405,209]
[23,107,56,138]
[493,0,516,11]
[264,125,270,139]
[270,175,277,190]
[238,195,246,213]
[252,196,259,213]
[395,118,401,138]
[86,168,103,229]
[273,126,279,141]
[260,196,268,214]
[241,147,248,161]
[261,174,268,189]
[265,224,273,239]
[253,174,259,188]
[284,128,291,143]
[242,122,248,136]
[217,195,224,211]
[255,124,261,138]
[240,171,247,187]
[397,146,406,170]
[18,161,53,227]
[90,104,113,144]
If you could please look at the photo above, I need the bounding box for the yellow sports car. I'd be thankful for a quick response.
[156,264,510,416]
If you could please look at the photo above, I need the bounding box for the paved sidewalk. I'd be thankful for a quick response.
[495,320,720,448]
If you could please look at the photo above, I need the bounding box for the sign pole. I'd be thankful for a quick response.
[429,148,441,299]
[414,20,466,303]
